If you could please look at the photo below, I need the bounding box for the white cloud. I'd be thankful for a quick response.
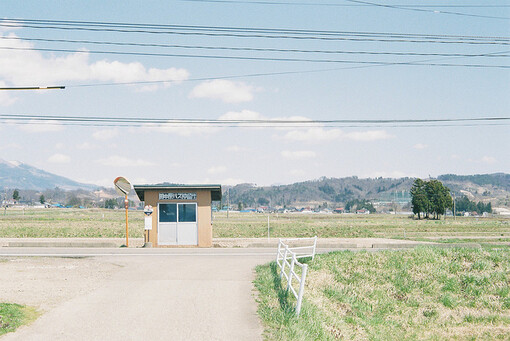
[218,109,263,121]
[17,120,64,132]
[281,150,316,160]
[480,156,497,164]
[283,128,393,143]
[363,171,419,178]
[0,20,22,32]
[76,142,97,150]
[0,33,189,89]
[189,79,256,103]
[219,177,246,186]
[413,143,428,150]
[55,143,65,150]
[344,130,394,141]
[289,169,306,177]
[0,142,21,150]
[208,166,227,174]
[96,156,156,167]
[142,122,220,136]
[189,177,245,186]
[284,128,342,142]
[48,153,70,164]
[0,81,17,106]
[226,145,247,152]
[93,129,119,141]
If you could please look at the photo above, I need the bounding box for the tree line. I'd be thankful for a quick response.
[410,179,453,219]
[455,196,492,214]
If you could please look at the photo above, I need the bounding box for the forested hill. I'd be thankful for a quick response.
[225,173,510,208]
[438,173,510,192]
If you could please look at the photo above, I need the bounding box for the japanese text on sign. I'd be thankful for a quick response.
[159,192,197,200]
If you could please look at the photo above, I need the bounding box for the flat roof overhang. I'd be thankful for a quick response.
[134,184,222,201]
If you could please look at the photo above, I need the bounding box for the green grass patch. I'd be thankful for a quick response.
[214,212,509,239]
[0,303,39,336]
[0,209,509,239]
[0,208,144,238]
[254,247,510,340]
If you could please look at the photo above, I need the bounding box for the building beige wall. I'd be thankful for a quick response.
[143,189,212,247]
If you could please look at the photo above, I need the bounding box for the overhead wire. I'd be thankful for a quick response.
[1,19,509,44]
[2,120,508,129]
[1,46,508,68]
[0,18,508,89]
[1,113,508,125]
[179,1,510,9]
[342,0,510,20]
[2,36,510,57]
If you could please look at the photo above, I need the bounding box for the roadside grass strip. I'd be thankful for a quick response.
[0,303,39,336]
[254,247,510,340]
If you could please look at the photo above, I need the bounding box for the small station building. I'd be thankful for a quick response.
[134,184,222,247]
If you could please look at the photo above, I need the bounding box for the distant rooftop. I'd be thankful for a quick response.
[134,183,222,201]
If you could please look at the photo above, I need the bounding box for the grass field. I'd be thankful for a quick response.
[254,247,510,340]
[0,208,509,240]
[0,303,38,336]
[0,208,144,238]
[213,212,510,240]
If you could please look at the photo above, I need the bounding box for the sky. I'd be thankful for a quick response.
[0,1,509,188]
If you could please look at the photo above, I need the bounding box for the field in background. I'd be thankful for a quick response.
[0,208,509,242]
[254,247,510,340]
[213,212,510,240]
[0,208,144,238]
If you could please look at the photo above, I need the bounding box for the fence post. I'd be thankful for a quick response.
[295,264,308,316]
[312,236,317,260]
[280,246,288,279]
[276,239,281,263]
[287,254,295,290]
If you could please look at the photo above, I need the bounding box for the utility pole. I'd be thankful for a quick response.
[227,188,230,219]
[453,192,456,221]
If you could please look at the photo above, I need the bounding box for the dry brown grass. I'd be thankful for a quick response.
[254,247,510,340]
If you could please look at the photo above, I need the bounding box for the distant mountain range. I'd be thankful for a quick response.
[226,173,510,208]
[1,158,509,208]
[0,159,97,191]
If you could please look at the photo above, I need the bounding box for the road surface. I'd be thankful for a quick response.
[1,248,278,340]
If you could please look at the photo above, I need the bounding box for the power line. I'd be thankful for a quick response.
[3,36,510,58]
[2,19,509,44]
[2,46,509,68]
[1,113,508,125]
[342,0,510,20]
[2,120,508,129]
[180,0,510,9]
[0,86,65,91]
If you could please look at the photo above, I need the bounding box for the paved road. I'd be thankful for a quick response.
[2,249,278,341]
[0,246,363,257]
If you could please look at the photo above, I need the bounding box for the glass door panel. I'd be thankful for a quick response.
[158,203,177,245]
[177,203,197,245]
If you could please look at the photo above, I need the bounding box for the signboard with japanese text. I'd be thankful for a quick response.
[159,192,197,200]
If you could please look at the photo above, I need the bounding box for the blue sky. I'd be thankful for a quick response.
[0,1,509,187]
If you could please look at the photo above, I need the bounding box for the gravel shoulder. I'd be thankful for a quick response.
[0,257,123,312]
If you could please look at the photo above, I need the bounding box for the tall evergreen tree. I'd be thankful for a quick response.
[425,180,452,219]
[12,189,19,201]
[410,179,428,219]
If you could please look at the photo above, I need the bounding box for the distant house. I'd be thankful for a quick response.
[356,209,370,215]
[333,208,345,214]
